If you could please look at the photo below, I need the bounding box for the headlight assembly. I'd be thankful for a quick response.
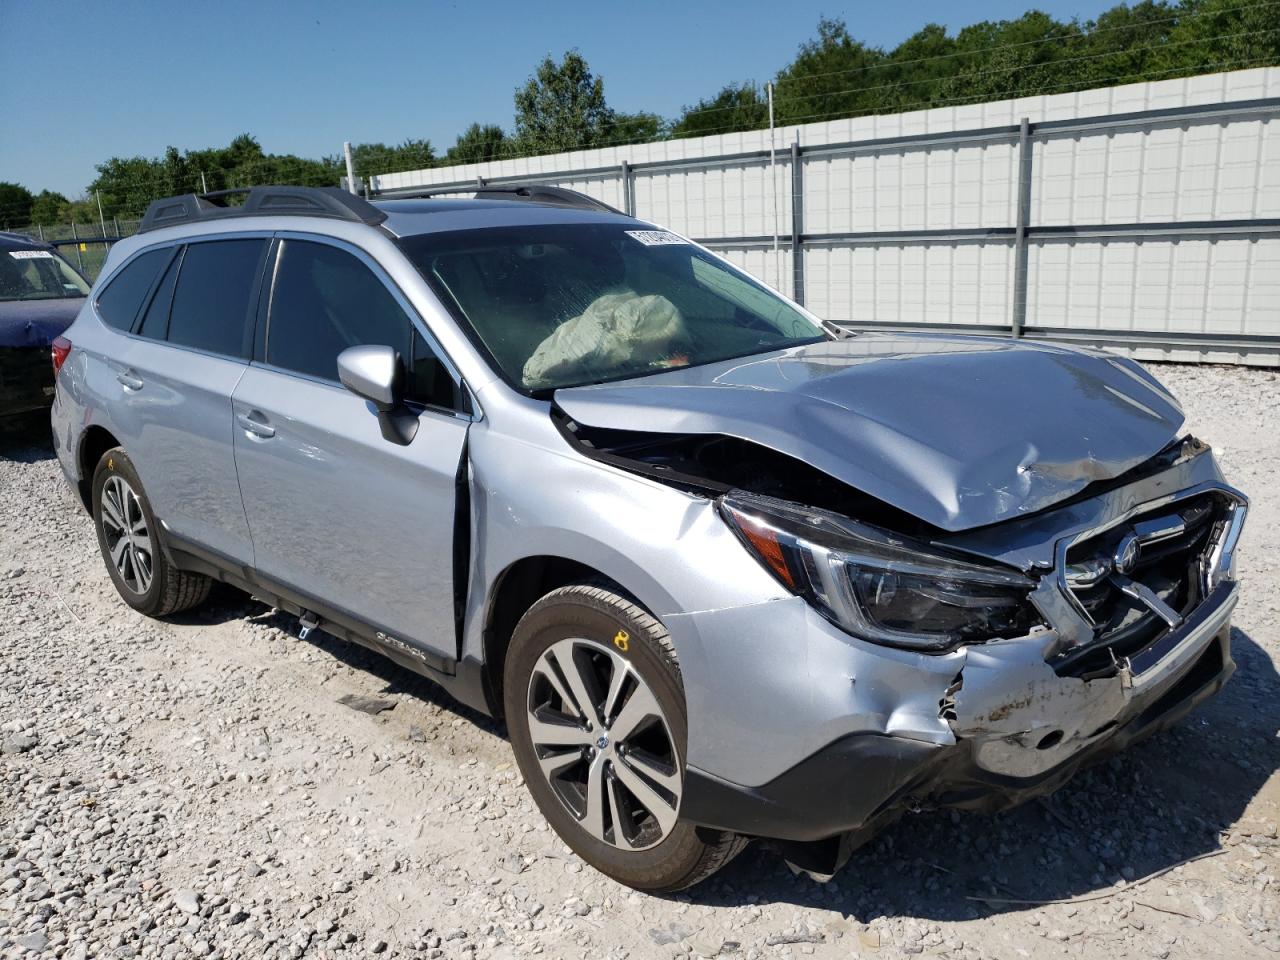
[719,491,1041,651]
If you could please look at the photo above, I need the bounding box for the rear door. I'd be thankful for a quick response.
[231,234,471,663]
[105,236,270,564]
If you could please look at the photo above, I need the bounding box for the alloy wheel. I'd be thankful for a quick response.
[99,475,153,595]
[525,636,682,851]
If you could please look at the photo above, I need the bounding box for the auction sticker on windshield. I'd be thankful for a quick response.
[9,250,53,259]
[625,230,688,246]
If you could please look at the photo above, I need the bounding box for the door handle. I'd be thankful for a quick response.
[116,370,144,391]
[236,412,275,439]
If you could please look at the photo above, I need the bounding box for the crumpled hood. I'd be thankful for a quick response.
[554,333,1185,532]
[0,298,84,348]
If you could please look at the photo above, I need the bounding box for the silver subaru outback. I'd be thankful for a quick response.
[51,185,1247,891]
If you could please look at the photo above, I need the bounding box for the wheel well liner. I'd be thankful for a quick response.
[76,425,121,511]
[481,555,611,717]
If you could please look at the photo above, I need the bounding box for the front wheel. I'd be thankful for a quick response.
[504,583,745,891]
[91,447,211,617]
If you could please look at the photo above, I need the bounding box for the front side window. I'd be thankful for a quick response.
[93,248,168,330]
[167,239,266,357]
[396,223,823,392]
[265,239,457,408]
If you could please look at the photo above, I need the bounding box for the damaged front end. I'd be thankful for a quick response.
[557,410,1247,876]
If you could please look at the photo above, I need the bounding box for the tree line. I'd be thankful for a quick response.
[2,0,1275,228]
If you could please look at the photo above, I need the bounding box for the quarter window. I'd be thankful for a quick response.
[167,239,266,357]
[95,248,168,331]
[265,239,457,408]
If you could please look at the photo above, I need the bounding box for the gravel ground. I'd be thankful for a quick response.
[1,362,1278,960]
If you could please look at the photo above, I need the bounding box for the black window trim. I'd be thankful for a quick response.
[255,230,473,420]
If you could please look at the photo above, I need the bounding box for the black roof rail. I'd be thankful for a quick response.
[388,183,623,215]
[138,185,387,234]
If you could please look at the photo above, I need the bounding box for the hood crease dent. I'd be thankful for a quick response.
[554,334,1185,532]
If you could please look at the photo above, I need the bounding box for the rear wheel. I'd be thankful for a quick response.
[504,583,746,891]
[91,448,211,617]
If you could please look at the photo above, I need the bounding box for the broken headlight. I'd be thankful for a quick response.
[719,491,1040,651]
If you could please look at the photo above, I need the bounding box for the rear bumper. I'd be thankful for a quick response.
[682,585,1237,844]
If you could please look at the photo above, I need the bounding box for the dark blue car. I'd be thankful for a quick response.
[0,231,90,418]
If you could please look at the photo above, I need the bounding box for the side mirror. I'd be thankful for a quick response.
[337,344,418,445]
[338,344,401,410]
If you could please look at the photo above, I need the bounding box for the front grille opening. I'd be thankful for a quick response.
[1056,493,1229,677]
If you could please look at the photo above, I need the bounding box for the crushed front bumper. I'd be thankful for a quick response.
[681,580,1237,845]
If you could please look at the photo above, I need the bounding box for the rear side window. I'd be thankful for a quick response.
[95,248,168,330]
[265,239,458,408]
[167,239,266,357]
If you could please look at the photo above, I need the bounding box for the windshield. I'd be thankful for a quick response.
[0,248,90,302]
[397,223,824,392]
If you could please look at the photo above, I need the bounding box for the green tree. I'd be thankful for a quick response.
[513,51,615,153]
[672,83,768,137]
[773,18,890,125]
[91,155,166,218]
[29,190,70,225]
[350,139,436,179]
[1157,0,1280,75]
[446,123,510,164]
[608,111,667,144]
[88,135,339,218]
[876,23,961,112]
[0,182,35,228]
[937,12,1084,104]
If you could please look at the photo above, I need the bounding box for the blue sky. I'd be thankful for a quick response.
[2,0,1121,197]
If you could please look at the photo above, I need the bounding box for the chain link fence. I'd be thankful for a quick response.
[10,219,143,282]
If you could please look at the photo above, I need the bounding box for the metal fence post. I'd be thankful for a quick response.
[620,161,634,216]
[768,82,781,290]
[791,139,805,306]
[343,141,358,195]
[1011,117,1032,338]
[70,222,84,273]
[37,225,44,242]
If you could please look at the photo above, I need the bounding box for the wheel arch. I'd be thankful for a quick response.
[76,424,123,511]
[480,554,664,719]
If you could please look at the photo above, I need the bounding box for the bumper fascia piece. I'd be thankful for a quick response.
[682,582,1237,846]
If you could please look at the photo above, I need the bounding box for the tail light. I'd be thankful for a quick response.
[51,336,72,376]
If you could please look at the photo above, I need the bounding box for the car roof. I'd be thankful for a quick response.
[372,198,639,238]
[0,231,50,251]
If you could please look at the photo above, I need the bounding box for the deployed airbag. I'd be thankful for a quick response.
[523,292,685,387]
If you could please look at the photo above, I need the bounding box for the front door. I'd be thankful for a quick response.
[231,235,470,662]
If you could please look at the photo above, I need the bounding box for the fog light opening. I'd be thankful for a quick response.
[1036,730,1064,751]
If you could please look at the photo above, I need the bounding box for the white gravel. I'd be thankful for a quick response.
[2,362,1278,960]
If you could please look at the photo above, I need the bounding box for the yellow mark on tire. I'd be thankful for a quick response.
[107,457,114,470]
[613,629,630,653]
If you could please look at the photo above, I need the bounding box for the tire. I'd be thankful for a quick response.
[504,583,746,892]
[91,447,211,617]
